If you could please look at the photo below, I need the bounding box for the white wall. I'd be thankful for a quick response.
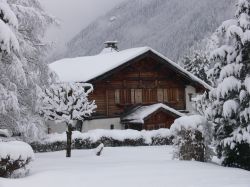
[47,120,68,134]
[46,118,123,133]
[82,118,122,132]
[185,85,196,112]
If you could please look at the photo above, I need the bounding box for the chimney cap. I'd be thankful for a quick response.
[104,41,118,51]
[104,41,118,45]
[100,41,119,54]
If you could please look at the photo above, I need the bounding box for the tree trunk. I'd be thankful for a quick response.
[66,125,72,157]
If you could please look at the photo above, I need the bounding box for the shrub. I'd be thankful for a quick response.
[0,141,34,178]
[170,115,213,162]
[31,129,173,153]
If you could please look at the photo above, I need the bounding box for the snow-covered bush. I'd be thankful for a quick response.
[170,115,213,162]
[39,83,96,157]
[30,129,173,152]
[0,141,34,178]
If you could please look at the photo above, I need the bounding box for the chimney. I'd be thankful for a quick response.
[104,41,118,51]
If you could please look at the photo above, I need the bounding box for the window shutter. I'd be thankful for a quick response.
[157,89,164,102]
[135,89,142,103]
[115,89,120,104]
[131,89,135,104]
[164,89,169,102]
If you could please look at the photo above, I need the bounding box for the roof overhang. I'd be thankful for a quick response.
[86,48,212,91]
[50,47,212,91]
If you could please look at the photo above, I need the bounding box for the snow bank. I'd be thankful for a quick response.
[0,141,34,160]
[2,146,250,187]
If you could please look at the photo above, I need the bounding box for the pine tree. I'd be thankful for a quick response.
[204,0,250,170]
[183,52,209,83]
[0,0,56,141]
[40,83,97,157]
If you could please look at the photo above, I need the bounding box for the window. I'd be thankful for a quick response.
[164,89,169,102]
[157,88,184,103]
[110,124,114,130]
[135,89,142,103]
[157,89,164,102]
[143,89,155,103]
[176,88,180,101]
[131,89,142,104]
[48,127,51,134]
[115,89,120,104]
[131,89,135,104]
[75,120,83,132]
[115,89,131,104]
[188,93,193,102]
[177,88,185,101]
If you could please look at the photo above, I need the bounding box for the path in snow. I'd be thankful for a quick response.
[0,146,250,187]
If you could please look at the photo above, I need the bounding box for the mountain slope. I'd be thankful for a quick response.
[61,0,235,61]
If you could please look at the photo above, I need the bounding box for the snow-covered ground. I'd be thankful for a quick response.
[1,146,250,187]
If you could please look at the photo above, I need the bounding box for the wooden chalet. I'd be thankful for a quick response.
[49,42,211,132]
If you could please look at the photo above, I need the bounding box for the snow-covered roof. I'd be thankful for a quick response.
[50,47,212,90]
[121,103,185,124]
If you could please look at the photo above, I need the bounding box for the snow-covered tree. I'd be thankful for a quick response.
[170,115,213,162]
[0,0,20,135]
[202,0,250,170]
[182,52,209,83]
[40,83,97,157]
[0,0,56,141]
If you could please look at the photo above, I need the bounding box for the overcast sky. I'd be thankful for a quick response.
[41,0,125,49]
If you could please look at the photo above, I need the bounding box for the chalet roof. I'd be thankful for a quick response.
[121,103,185,124]
[50,47,212,90]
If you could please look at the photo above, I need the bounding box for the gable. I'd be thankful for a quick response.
[90,51,208,91]
[121,103,184,124]
[50,47,212,90]
[50,47,150,83]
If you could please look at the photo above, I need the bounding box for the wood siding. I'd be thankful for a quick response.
[144,111,176,130]
[90,56,189,118]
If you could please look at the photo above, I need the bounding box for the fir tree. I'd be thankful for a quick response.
[183,52,209,83]
[203,0,250,170]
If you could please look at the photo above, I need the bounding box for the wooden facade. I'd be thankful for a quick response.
[124,110,177,131]
[143,110,177,130]
[87,51,205,130]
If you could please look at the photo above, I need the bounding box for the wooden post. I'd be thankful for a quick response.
[106,90,109,116]
[66,125,72,157]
